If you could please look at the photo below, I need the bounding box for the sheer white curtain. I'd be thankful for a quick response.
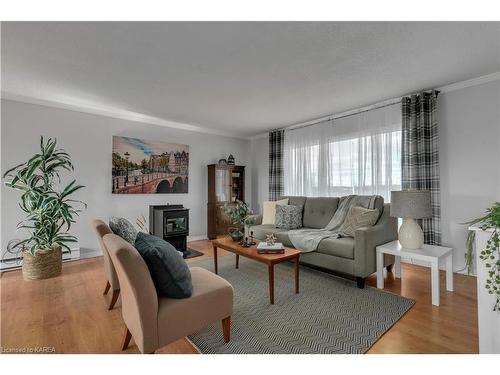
[283,103,402,202]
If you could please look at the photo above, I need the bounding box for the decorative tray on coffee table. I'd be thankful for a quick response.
[239,239,256,247]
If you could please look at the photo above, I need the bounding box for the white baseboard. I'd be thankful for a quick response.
[80,248,102,260]
[0,235,209,272]
[188,235,208,242]
[0,247,82,272]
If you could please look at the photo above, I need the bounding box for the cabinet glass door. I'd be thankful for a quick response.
[215,167,230,202]
[231,168,242,202]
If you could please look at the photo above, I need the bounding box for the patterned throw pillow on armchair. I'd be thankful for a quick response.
[109,217,138,245]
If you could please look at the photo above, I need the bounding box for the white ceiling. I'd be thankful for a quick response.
[2,22,499,137]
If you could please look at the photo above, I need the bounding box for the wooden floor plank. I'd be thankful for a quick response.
[0,239,478,354]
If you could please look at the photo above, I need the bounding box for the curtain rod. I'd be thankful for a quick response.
[282,90,439,133]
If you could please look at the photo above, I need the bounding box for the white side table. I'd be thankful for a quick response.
[376,240,454,306]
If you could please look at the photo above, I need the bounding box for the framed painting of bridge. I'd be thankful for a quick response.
[112,136,189,194]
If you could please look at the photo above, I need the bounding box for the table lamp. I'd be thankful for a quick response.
[390,190,431,249]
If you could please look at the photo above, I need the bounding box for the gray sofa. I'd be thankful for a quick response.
[248,196,397,288]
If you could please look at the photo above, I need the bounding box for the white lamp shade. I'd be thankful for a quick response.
[390,190,431,219]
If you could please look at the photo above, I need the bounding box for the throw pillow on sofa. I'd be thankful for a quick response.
[275,205,303,229]
[261,198,289,225]
[339,205,380,237]
[134,232,193,298]
[109,217,138,245]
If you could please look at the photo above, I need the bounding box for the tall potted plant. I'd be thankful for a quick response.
[3,137,86,280]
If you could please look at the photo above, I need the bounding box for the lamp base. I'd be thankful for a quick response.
[399,218,424,249]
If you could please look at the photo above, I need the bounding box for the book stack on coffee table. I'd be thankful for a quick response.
[256,242,285,254]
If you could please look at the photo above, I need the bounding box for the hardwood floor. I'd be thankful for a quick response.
[0,240,478,354]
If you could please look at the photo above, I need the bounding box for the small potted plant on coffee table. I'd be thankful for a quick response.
[224,200,254,242]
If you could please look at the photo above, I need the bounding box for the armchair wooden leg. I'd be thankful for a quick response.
[108,289,120,310]
[221,316,231,343]
[103,281,111,295]
[121,326,132,351]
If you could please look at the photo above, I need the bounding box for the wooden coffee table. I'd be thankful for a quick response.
[211,236,301,304]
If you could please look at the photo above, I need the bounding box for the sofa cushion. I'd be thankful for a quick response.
[249,224,283,240]
[316,237,355,259]
[275,231,294,247]
[303,197,339,229]
[275,205,303,229]
[134,232,193,298]
[250,225,294,247]
[262,198,289,225]
[281,196,307,208]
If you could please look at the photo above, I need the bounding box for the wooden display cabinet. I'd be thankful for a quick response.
[207,164,245,239]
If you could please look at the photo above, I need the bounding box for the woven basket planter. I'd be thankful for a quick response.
[22,244,62,280]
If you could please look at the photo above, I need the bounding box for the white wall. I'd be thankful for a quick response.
[1,99,251,257]
[439,79,500,273]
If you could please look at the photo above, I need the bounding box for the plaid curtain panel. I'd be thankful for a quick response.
[269,130,285,201]
[402,91,441,245]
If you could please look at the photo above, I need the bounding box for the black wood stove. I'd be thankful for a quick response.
[149,204,189,254]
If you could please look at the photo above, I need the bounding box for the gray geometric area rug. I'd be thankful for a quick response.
[188,255,414,354]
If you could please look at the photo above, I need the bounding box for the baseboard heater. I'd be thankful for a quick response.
[0,248,81,272]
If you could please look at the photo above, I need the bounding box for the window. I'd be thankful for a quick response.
[283,104,401,202]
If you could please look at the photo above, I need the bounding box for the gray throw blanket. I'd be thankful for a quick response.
[288,195,379,253]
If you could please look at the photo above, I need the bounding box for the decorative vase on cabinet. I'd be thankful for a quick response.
[207,164,245,239]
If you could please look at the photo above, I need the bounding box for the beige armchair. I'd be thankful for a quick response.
[92,219,120,310]
[103,233,234,354]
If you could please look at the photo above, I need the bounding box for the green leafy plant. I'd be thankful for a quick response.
[2,137,86,255]
[224,200,254,229]
[464,202,500,311]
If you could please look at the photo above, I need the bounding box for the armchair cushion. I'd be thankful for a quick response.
[157,267,233,345]
[134,232,193,298]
